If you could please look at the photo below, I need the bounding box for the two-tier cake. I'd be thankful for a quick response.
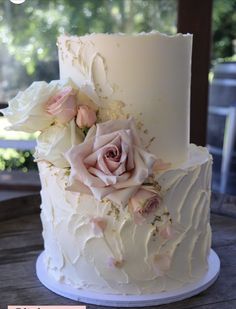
[2,31,214,299]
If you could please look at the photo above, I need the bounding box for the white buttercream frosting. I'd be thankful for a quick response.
[35,31,213,296]
[39,144,212,294]
[57,31,192,165]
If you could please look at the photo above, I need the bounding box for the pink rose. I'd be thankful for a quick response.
[46,86,77,124]
[129,187,161,225]
[66,118,157,206]
[76,105,97,128]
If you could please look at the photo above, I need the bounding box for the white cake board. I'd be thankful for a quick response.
[36,249,220,307]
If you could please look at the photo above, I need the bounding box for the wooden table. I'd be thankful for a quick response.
[0,193,236,309]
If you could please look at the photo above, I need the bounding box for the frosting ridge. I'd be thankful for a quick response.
[40,144,212,294]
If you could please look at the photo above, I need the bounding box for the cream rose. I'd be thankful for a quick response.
[1,79,75,133]
[128,187,161,225]
[65,118,157,206]
[34,120,84,168]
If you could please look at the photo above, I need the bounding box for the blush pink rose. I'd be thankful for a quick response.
[65,118,157,206]
[45,86,77,124]
[129,187,161,225]
[76,105,97,128]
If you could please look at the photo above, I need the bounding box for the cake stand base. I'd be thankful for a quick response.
[36,249,220,307]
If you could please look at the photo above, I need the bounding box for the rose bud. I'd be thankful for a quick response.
[129,187,161,225]
[76,105,97,128]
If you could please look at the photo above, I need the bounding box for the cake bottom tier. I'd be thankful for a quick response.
[39,144,212,295]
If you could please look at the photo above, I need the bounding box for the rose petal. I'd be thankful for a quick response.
[85,134,121,167]
[104,145,121,162]
[107,186,139,206]
[93,131,120,152]
[152,253,171,276]
[84,149,100,167]
[105,159,121,173]
[2,81,59,132]
[113,148,150,189]
[35,120,83,168]
[103,144,123,173]
[56,96,78,123]
[137,147,157,174]
[88,166,117,185]
[159,225,174,240]
[90,217,107,235]
[96,118,141,146]
[104,134,130,174]
[66,178,92,195]
[113,160,127,176]
[124,144,134,171]
[66,145,105,189]
[84,125,97,141]
[78,159,106,188]
[90,185,115,201]
[97,154,113,175]
[46,86,77,124]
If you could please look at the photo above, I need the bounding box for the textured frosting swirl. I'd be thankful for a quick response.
[40,144,212,294]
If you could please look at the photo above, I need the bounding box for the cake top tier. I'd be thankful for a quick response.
[58,31,192,165]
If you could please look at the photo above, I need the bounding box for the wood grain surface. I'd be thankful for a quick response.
[0,194,236,308]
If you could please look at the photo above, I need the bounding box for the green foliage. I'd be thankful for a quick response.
[0,119,38,172]
[1,0,236,75]
[0,148,36,171]
[0,0,177,76]
[213,0,236,61]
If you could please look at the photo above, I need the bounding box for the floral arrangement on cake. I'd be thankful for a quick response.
[1,79,172,227]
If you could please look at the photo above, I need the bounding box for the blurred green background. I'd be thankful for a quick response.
[0,0,236,172]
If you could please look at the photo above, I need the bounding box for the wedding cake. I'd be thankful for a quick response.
[2,31,212,295]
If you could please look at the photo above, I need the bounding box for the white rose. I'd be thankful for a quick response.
[34,120,84,168]
[1,79,73,133]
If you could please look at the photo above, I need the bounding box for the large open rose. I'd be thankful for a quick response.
[66,118,157,206]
